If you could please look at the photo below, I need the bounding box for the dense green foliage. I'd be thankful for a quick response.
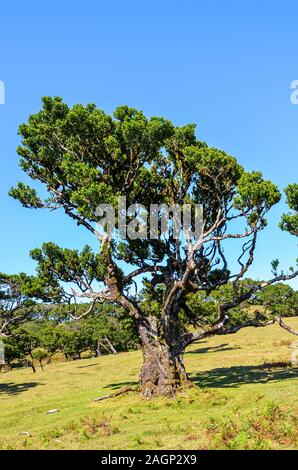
[280,183,298,236]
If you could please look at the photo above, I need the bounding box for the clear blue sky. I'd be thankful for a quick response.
[0,1,297,287]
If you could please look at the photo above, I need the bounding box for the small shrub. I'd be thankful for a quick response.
[80,416,119,437]
[131,434,144,447]
[80,350,94,359]
[229,430,249,449]
[263,401,283,422]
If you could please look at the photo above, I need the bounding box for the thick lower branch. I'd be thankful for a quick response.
[275,316,298,335]
[182,314,298,348]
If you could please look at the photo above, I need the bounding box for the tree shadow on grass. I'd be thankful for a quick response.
[103,380,138,390]
[189,364,298,388]
[77,363,100,369]
[187,343,241,355]
[0,381,41,396]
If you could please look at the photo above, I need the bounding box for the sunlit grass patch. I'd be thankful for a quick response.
[0,319,298,449]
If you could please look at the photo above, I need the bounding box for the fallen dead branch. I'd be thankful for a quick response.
[94,386,136,402]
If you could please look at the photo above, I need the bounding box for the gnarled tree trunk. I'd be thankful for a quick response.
[138,317,190,398]
[140,342,188,397]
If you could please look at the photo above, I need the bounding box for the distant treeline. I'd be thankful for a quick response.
[1,281,297,373]
[1,304,139,371]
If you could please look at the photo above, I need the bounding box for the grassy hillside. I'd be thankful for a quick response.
[1,319,298,450]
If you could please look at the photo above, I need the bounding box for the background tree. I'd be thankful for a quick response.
[54,323,88,360]
[2,326,40,372]
[254,283,298,318]
[80,307,138,356]
[31,347,48,371]
[10,97,298,397]
[0,272,57,337]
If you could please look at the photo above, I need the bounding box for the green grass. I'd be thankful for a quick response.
[1,319,298,450]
